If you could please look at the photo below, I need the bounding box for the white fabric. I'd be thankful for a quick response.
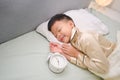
[36,9,109,43]
[94,31,120,80]
[64,9,109,34]
[36,21,60,43]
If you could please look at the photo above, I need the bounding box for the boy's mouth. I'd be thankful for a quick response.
[59,35,65,42]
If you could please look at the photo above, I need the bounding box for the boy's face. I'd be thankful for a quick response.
[51,20,74,43]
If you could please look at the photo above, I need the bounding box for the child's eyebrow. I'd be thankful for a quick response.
[52,27,58,37]
[57,26,61,31]
[56,26,60,32]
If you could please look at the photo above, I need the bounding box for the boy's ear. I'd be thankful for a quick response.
[68,20,74,28]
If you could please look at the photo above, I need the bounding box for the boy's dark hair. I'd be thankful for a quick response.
[48,14,73,31]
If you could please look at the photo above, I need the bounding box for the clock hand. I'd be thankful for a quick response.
[56,57,59,66]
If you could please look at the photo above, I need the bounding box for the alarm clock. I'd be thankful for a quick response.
[48,52,68,73]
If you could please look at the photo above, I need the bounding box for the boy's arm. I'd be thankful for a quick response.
[61,51,87,69]
[61,43,79,57]
[69,52,87,69]
[61,43,87,68]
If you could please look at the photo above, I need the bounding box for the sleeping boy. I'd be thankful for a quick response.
[48,14,116,75]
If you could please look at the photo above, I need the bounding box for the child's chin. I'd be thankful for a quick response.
[63,40,69,43]
[60,40,65,43]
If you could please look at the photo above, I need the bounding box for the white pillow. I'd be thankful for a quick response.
[36,9,109,43]
[36,20,61,43]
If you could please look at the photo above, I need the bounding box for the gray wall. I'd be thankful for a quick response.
[0,0,91,44]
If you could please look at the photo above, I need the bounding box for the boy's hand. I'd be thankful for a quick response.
[49,42,63,53]
[49,42,71,61]
[61,43,79,58]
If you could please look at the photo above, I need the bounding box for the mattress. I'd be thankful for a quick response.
[0,9,120,80]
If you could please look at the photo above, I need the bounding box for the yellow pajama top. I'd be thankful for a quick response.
[70,27,116,74]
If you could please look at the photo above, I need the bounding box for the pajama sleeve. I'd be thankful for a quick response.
[70,53,87,69]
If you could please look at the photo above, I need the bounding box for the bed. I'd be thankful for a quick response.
[0,3,120,80]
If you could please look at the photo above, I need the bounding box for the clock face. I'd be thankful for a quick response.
[48,53,68,73]
[50,55,67,68]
